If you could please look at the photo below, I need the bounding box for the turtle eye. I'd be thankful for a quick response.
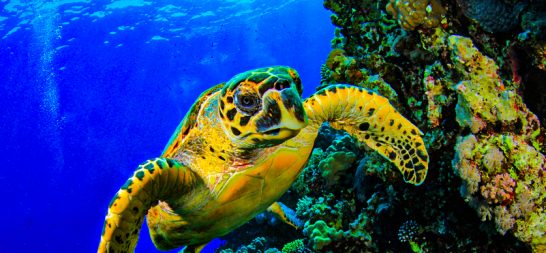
[241,96,255,107]
[235,92,261,115]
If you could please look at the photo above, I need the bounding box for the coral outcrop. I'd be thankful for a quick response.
[447,35,540,135]
[454,133,546,250]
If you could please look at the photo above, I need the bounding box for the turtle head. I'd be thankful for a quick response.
[218,66,308,149]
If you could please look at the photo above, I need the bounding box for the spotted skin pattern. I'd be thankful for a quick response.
[304,85,428,185]
[98,66,428,253]
[218,66,307,148]
[98,158,200,253]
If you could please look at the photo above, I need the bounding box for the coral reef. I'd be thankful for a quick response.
[219,0,546,252]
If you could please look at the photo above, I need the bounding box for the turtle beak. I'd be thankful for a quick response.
[256,88,308,135]
[278,88,308,130]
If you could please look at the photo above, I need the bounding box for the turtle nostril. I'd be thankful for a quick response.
[274,80,291,91]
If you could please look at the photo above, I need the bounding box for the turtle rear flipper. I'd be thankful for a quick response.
[98,158,200,253]
[304,85,429,185]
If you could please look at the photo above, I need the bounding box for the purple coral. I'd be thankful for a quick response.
[480,173,516,205]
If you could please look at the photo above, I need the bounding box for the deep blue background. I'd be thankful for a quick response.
[0,0,333,252]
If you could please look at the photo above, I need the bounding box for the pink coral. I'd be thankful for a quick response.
[480,173,516,205]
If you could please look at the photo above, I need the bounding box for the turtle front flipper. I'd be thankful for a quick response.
[98,158,200,253]
[304,85,429,185]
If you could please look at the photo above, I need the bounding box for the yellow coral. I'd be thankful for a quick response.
[386,0,445,31]
[447,35,537,134]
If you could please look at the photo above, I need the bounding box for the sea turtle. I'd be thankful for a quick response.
[98,66,429,252]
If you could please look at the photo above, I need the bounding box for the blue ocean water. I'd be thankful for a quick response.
[0,0,333,252]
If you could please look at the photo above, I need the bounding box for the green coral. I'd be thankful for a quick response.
[302,220,343,250]
[323,0,409,91]
[281,239,305,253]
[293,129,360,193]
[295,194,346,228]
[320,151,356,185]
[344,211,372,242]
[301,211,375,251]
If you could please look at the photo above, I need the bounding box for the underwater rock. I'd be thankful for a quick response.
[319,51,401,110]
[323,0,409,87]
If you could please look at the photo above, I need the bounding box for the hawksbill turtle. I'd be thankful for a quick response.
[98,66,429,252]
